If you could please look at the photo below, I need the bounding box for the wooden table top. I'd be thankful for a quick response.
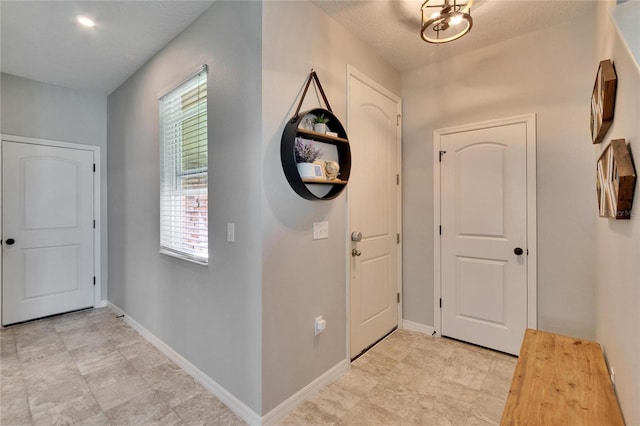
[500,328,625,426]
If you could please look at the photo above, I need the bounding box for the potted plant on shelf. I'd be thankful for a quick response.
[313,114,330,134]
[295,138,323,178]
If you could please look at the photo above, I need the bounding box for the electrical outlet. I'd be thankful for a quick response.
[313,222,329,240]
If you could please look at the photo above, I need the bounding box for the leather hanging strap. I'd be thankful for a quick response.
[293,70,333,120]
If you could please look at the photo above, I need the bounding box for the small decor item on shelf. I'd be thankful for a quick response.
[324,160,340,180]
[300,116,314,131]
[295,137,323,178]
[313,114,330,134]
[294,137,323,163]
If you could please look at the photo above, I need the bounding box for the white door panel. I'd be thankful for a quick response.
[457,144,506,237]
[2,141,94,325]
[25,157,79,229]
[456,256,506,324]
[440,123,528,355]
[348,70,400,358]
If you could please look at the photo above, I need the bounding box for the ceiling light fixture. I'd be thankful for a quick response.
[421,0,473,44]
[77,16,95,28]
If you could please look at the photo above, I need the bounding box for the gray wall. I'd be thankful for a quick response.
[261,1,400,414]
[594,1,640,423]
[0,73,108,300]
[106,2,263,413]
[401,9,598,339]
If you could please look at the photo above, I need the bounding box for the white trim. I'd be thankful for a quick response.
[0,145,3,326]
[0,134,102,324]
[107,302,262,425]
[1,134,101,152]
[345,65,403,358]
[396,89,404,328]
[261,359,350,426]
[96,299,108,308]
[157,63,208,99]
[158,248,208,266]
[402,319,435,336]
[524,116,538,329]
[432,114,538,337]
[433,128,442,337]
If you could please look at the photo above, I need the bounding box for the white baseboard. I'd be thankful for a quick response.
[106,302,261,425]
[95,299,108,308]
[402,319,436,336]
[261,358,350,426]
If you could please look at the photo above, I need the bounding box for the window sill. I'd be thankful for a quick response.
[159,249,208,266]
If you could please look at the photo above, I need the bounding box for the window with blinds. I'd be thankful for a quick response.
[159,66,208,264]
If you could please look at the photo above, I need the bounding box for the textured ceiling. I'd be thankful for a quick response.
[1,1,596,95]
[313,0,597,73]
[1,1,214,95]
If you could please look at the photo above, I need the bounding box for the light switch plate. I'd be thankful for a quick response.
[313,222,329,240]
[227,223,235,242]
[315,315,326,336]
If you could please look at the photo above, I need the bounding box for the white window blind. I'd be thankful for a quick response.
[159,66,208,264]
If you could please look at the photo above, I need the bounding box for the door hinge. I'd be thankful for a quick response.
[93,220,96,229]
[397,114,401,126]
[439,225,442,235]
[397,293,400,303]
[439,150,447,162]
[93,164,96,172]
[439,298,442,308]
[93,277,96,286]
[527,249,529,255]
[397,234,400,244]
[396,174,400,185]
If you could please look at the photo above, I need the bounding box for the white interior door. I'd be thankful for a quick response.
[439,122,529,355]
[2,141,95,325]
[348,68,401,359]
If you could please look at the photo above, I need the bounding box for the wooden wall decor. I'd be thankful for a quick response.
[590,59,617,144]
[597,139,636,219]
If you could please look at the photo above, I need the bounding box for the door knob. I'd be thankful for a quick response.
[352,249,362,257]
[351,231,362,242]
[514,247,523,256]
[5,238,15,246]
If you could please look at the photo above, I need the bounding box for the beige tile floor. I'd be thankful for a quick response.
[0,308,244,426]
[279,330,517,426]
[1,308,516,425]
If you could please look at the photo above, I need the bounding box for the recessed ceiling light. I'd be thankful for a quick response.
[77,16,95,27]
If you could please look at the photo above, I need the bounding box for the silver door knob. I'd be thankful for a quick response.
[351,231,362,242]
[352,249,362,257]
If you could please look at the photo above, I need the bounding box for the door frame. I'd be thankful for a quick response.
[433,114,537,337]
[0,134,102,325]
[345,65,402,359]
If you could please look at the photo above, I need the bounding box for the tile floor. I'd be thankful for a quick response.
[0,308,244,426]
[0,308,516,425]
[280,329,516,425]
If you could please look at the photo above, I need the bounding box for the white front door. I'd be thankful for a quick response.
[348,68,401,359]
[438,121,531,355]
[2,141,95,325]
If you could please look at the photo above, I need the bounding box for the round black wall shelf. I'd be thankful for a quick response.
[281,108,351,200]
